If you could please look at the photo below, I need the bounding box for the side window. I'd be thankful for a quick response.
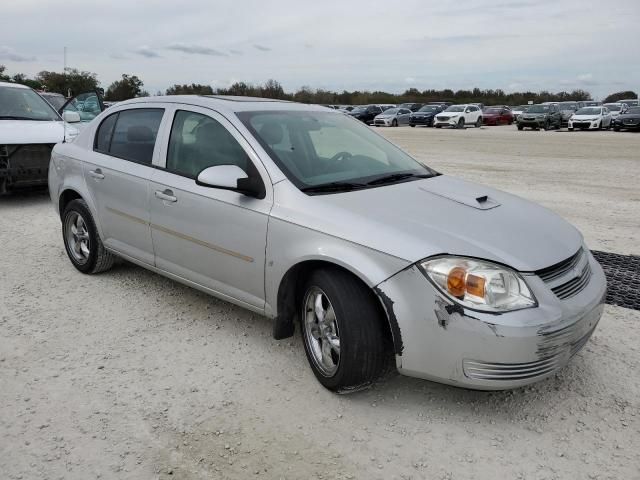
[94,113,118,153]
[166,110,249,179]
[109,109,164,165]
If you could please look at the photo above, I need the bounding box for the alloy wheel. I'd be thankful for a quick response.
[303,286,341,377]
[65,211,91,264]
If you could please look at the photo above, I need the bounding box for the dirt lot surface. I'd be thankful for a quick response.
[1,126,639,479]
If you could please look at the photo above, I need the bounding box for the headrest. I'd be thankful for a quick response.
[127,125,153,142]
[259,122,283,146]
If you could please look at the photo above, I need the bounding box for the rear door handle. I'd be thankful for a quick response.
[89,168,105,180]
[154,189,177,203]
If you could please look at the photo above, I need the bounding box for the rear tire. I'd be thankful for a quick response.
[62,199,115,274]
[299,268,387,393]
[410,124,415,127]
[475,117,482,128]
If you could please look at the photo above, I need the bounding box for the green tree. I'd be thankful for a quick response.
[260,79,287,99]
[165,83,214,95]
[105,74,144,101]
[37,68,99,96]
[0,65,10,82]
[603,90,638,103]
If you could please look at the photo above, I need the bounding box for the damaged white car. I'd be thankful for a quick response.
[48,96,606,392]
[0,82,84,193]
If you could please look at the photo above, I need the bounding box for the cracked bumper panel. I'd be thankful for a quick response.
[375,253,606,390]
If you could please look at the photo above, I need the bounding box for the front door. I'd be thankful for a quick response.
[149,106,271,309]
[83,107,165,264]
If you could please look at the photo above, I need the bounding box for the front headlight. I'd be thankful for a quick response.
[418,256,537,312]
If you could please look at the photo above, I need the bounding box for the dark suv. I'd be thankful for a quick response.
[348,105,383,124]
[409,104,445,127]
[517,103,562,130]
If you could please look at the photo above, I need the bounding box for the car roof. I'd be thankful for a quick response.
[0,81,30,90]
[115,94,327,114]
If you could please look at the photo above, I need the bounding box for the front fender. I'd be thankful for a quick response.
[264,216,409,318]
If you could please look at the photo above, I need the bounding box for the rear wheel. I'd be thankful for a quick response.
[614,126,620,132]
[598,121,603,130]
[475,117,482,128]
[299,268,387,392]
[62,199,115,274]
[410,124,415,127]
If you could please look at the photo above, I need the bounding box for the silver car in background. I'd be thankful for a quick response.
[373,107,412,127]
[49,96,606,392]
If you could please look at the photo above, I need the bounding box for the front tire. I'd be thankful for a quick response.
[517,124,524,131]
[300,268,387,393]
[392,119,398,127]
[457,118,465,129]
[62,199,115,274]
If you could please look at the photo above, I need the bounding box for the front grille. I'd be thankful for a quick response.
[536,248,592,300]
[463,356,563,381]
[551,262,592,299]
[436,116,449,121]
[573,122,591,128]
[537,248,585,282]
[624,119,638,125]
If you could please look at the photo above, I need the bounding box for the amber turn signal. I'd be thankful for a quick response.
[447,267,467,297]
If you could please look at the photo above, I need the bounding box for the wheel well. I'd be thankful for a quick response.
[58,189,82,219]
[273,260,396,354]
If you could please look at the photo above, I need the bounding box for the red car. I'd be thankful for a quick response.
[482,106,514,125]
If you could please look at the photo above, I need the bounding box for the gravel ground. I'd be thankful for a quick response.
[1,126,639,480]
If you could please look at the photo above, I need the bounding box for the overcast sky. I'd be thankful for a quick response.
[1,0,638,99]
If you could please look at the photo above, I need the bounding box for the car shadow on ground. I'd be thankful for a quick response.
[0,187,50,207]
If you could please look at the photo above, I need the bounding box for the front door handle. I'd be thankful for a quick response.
[89,168,105,180]
[154,189,177,203]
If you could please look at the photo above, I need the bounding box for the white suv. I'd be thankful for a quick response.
[434,104,483,128]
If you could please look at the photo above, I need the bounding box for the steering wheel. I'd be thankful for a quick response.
[328,151,353,167]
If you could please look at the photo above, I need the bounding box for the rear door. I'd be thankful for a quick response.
[83,107,165,264]
[148,105,272,309]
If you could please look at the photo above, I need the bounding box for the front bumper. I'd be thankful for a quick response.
[409,116,434,126]
[434,116,461,127]
[568,120,600,130]
[375,251,606,390]
[518,118,546,128]
[373,118,393,126]
[0,144,53,192]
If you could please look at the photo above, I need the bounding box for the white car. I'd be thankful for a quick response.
[510,105,529,121]
[603,103,626,122]
[567,106,612,131]
[434,104,483,128]
[0,81,81,194]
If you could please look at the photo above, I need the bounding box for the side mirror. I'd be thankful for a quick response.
[196,165,264,199]
[62,111,81,123]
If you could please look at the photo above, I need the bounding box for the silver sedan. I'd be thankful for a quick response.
[373,107,412,127]
[49,96,606,392]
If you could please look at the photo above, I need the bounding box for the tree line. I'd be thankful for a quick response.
[1,64,636,105]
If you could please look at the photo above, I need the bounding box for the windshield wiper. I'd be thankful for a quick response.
[300,181,367,194]
[366,172,433,186]
[0,116,48,121]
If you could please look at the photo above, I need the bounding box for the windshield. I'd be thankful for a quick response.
[40,93,66,110]
[445,105,465,112]
[559,103,578,111]
[418,105,439,112]
[575,107,601,115]
[0,85,60,121]
[604,104,622,111]
[382,108,399,115]
[527,105,550,113]
[238,110,437,191]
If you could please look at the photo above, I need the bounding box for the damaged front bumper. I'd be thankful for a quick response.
[0,144,54,193]
[375,252,606,390]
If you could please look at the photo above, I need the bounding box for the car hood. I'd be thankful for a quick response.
[0,120,76,144]
[275,175,582,272]
[571,114,601,120]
